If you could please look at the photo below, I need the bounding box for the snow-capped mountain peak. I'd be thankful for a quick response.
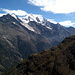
[11,13,18,19]
[19,14,53,30]
[11,13,53,33]
[19,14,45,24]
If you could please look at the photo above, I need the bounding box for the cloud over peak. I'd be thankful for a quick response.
[0,8,27,16]
[28,0,75,14]
[59,20,75,27]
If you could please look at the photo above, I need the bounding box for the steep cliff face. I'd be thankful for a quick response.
[0,35,22,75]
[4,35,75,75]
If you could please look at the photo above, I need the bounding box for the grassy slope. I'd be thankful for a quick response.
[4,35,75,75]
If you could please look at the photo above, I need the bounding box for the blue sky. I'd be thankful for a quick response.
[0,0,75,27]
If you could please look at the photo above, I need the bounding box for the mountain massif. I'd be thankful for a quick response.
[4,35,75,75]
[0,13,75,74]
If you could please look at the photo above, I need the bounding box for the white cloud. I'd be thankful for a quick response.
[59,20,75,27]
[28,0,75,14]
[47,19,57,24]
[0,8,27,16]
[0,13,6,17]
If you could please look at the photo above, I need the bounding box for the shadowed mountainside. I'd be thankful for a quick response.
[4,35,75,75]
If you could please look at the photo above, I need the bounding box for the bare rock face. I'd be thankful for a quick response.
[4,35,75,75]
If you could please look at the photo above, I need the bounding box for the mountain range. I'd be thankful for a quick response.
[0,13,75,74]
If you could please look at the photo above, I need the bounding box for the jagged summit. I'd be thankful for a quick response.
[9,13,53,32]
[11,13,18,19]
[19,13,46,24]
